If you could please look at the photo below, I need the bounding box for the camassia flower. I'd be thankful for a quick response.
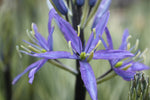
[104,27,150,81]
[12,22,77,84]
[31,8,133,100]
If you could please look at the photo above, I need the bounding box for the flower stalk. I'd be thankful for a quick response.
[48,59,78,75]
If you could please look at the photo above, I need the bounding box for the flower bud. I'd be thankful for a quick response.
[76,0,85,6]
[89,0,97,6]
[52,0,68,15]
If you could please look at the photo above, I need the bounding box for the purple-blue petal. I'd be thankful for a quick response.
[79,61,97,100]
[12,59,44,85]
[33,51,78,59]
[52,0,68,15]
[84,32,94,53]
[32,23,49,51]
[128,62,150,71]
[52,12,82,53]
[105,27,113,49]
[95,11,110,37]
[47,27,54,51]
[23,40,43,51]
[114,68,135,81]
[28,59,47,84]
[92,0,111,28]
[85,12,109,53]
[93,50,134,60]
[119,29,129,50]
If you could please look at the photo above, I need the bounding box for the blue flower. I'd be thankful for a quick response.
[104,27,150,81]
[12,23,76,84]
[31,8,133,100]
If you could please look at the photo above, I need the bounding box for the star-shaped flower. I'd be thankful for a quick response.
[104,27,150,81]
[32,8,133,100]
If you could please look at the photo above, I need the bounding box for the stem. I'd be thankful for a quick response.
[96,70,117,84]
[48,60,78,75]
[96,68,113,80]
[4,64,12,100]
[72,3,86,100]
[75,60,86,100]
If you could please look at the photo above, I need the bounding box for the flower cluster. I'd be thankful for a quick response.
[13,0,150,100]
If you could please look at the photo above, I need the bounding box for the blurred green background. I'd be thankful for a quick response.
[0,0,150,100]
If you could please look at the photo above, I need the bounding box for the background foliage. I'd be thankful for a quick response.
[0,0,150,100]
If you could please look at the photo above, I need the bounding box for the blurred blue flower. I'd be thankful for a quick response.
[89,0,97,6]
[104,27,150,81]
[52,0,68,15]
[32,8,133,100]
[76,0,85,6]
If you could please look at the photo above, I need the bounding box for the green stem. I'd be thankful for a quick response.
[48,60,78,75]
[96,71,117,84]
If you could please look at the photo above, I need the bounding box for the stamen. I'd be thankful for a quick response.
[77,25,80,37]
[16,45,22,58]
[93,28,96,38]
[122,63,132,70]
[28,45,41,53]
[41,49,47,53]
[140,48,148,57]
[143,55,146,64]
[21,45,31,53]
[68,41,73,55]
[87,51,94,62]
[127,35,132,42]
[31,23,35,35]
[127,43,131,51]
[115,61,123,68]
[133,51,141,60]
[26,29,37,43]
[134,39,139,51]
[94,40,101,50]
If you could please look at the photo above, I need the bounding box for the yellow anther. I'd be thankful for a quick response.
[134,39,139,51]
[94,40,101,50]
[68,41,73,55]
[127,43,131,51]
[115,61,123,68]
[127,35,132,42]
[21,45,31,53]
[28,45,41,53]
[41,49,47,53]
[77,25,80,37]
[122,64,132,70]
[93,28,96,38]
[87,51,94,62]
